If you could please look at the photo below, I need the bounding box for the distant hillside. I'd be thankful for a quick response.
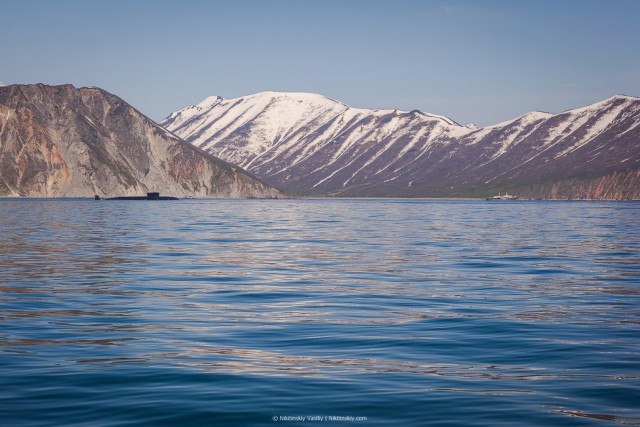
[162,92,640,199]
[0,84,283,198]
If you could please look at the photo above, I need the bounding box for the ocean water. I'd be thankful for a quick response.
[0,198,638,426]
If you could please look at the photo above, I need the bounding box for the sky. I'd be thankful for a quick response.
[1,0,639,126]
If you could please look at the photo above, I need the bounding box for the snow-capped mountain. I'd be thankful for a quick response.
[162,92,640,199]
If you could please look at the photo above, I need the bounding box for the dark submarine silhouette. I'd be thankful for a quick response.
[95,192,178,201]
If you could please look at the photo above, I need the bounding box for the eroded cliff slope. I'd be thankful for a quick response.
[0,84,283,198]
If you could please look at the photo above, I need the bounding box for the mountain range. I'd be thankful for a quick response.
[0,84,282,198]
[162,92,640,199]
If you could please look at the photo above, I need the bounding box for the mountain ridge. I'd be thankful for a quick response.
[162,91,640,199]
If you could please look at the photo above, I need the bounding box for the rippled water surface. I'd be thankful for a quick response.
[1,199,639,426]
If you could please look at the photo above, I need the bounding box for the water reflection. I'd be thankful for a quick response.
[550,409,640,425]
[1,199,639,426]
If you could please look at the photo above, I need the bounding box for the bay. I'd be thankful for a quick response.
[0,199,639,426]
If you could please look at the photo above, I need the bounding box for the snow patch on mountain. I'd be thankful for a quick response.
[554,96,636,158]
[162,91,470,175]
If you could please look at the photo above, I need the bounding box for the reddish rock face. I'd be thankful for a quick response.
[0,84,283,198]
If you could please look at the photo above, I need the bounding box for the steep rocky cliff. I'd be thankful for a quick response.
[0,84,283,198]
[514,169,640,200]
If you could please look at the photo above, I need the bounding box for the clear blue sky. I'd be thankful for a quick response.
[2,0,639,126]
